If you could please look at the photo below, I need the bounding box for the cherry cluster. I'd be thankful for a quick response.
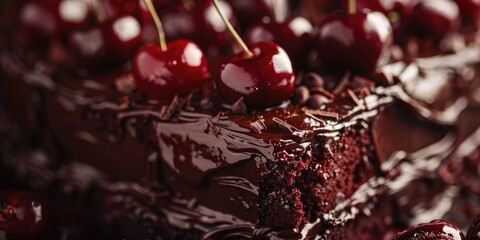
[394,218,480,240]
[16,0,480,110]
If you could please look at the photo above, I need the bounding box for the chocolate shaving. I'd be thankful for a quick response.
[231,97,248,114]
[333,72,350,95]
[158,105,167,118]
[353,87,371,98]
[272,117,299,133]
[347,89,360,106]
[303,108,339,121]
[250,120,267,133]
[305,112,326,124]
[325,145,334,156]
[353,75,375,88]
[309,87,334,99]
[161,95,181,120]
[184,90,198,107]
[115,74,136,95]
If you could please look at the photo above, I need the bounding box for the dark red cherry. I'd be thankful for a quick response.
[133,40,210,102]
[0,192,48,239]
[69,15,142,68]
[316,10,393,75]
[245,16,313,68]
[215,41,296,109]
[410,0,460,41]
[102,0,139,18]
[57,0,93,35]
[19,1,59,40]
[454,0,480,27]
[160,3,196,41]
[20,0,93,40]
[467,216,480,240]
[394,220,465,240]
[226,0,272,28]
[194,0,239,55]
[355,0,413,41]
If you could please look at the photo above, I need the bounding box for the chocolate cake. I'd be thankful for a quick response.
[1,0,480,239]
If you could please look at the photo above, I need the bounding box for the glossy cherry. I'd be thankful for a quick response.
[193,0,238,55]
[355,0,413,41]
[19,1,59,40]
[133,40,210,102]
[226,0,272,28]
[316,9,393,75]
[0,192,48,239]
[19,0,94,39]
[245,16,313,68]
[410,0,460,41]
[69,14,142,68]
[215,41,295,109]
[394,220,465,240]
[454,0,480,27]
[159,3,196,41]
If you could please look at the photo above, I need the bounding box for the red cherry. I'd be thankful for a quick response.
[151,1,237,55]
[454,0,480,27]
[20,0,94,40]
[133,40,210,102]
[57,0,93,34]
[215,41,296,109]
[394,220,465,240]
[69,15,142,68]
[316,10,393,75]
[160,3,196,41]
[226,0,271,28]
[101,0,139,18]
[245,16,313,68]
[193,0,238,55]
[410,0,460,41]
[19,1,60,40]
[0,192,48,239]
[355,0,413,41]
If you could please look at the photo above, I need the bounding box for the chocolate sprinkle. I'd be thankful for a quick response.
[347,89,360,106]
[333,72,350,95]
[272,117,299,133]
[161,95,182,120]
[250,120,267,133]
[303,108,339,121]
[114,74,136,95]
[305,112,326,124]
[309,87,334,99]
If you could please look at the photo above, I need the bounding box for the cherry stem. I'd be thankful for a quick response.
[271,0,283,23]
[212,0,253,58]
[145,0,167,51]
[348,0,356,15]
[93,0,107,23]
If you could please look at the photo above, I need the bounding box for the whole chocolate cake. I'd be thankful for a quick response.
[1,0,480,239]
